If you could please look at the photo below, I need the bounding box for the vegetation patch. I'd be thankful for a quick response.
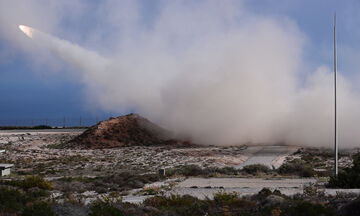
[328,152,360,188]
[242,164,270,175]
[278,159,315,177]
[0,186,53,215]
[165,165,239,177]
[0,175,52,190]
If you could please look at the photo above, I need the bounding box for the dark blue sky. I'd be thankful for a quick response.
[0,0,360,122]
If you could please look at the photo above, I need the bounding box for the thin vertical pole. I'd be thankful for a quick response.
[334,13,338,176]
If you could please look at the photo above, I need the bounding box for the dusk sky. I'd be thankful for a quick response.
[1,0,360,131]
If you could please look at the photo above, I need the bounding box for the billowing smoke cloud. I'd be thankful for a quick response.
[4,0,360,148]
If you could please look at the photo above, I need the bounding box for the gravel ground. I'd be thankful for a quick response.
[0,130,357,205]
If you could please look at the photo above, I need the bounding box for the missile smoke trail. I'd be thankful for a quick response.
[14,1,360,148]
[19,24,109,75]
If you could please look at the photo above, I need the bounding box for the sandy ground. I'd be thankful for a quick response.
[0,130,300,175]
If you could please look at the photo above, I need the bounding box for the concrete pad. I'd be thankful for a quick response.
[177,177,316,188]
[235,145,299,169]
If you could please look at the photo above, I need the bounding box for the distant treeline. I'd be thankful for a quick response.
[0,116,113,128]
[0,125,88,130]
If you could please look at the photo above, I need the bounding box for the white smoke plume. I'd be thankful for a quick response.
[4,1,360,148]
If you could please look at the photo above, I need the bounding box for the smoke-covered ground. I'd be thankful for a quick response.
[2,1,360,147]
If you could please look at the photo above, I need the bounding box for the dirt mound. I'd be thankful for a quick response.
[67,114,184,149]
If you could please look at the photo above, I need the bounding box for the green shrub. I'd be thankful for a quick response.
[22,201,54,216]
[0,186,26,213]
[278,159,315,177]
[0,176,52,190]
[0,183,51,215]
[144,194,209,215]
[242,164,270,175]
[178,165,204,176]
[20,176,52,190]
[89,199,124,216]
[204,166,239,176]
[213,192,256,213]
[166,165,239,177]
[328,152,360,188]
[144,194,199,208]
[101,172,160,192]
[340,197,360,216]
[257,187,273,197]
[284,201,336,216]
[213,191,239,204]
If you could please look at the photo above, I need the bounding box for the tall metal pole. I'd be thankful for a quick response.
[334,13,338,176]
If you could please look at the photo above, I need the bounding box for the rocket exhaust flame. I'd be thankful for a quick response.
[19,25,34,38]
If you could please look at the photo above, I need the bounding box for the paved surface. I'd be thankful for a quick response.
[169,177,360,199]
[121,178,360,203]
[171,177,317,198]
[235,145,299,169]
[177,177,317,188]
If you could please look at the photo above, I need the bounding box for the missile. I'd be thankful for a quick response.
[19,25,35,39]
[18,24,109,74]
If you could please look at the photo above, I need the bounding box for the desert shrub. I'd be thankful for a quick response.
[22,201,54,216]
[142,186,160,195]
[144,194,209,215]
[178,164,204,176]
[278,159,315,177]
[20,176,52,190]
[89,199,124,216]
[303,183,325,197]
[0,186,51,215]
[339,197,360,216]
[26,187,49,200]
[0,176,51,190]
[212,192,256,214]
[52,203,89,216]
[257,187,273,197]
[0,186,26,213]
[165,165,203,177]
[141,192,343,216]
[213,191,240,205]
[143,195,169,207]
[242,164,270,175]
[144,194,199,208]
[204,166,239,176]
[328,152,360,188]
[284,201,336,216]
[300,166,315,177]
[166,165,239,177]
[100,171,160,192]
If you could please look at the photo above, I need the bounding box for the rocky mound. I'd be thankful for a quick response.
[67,113,178,149]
